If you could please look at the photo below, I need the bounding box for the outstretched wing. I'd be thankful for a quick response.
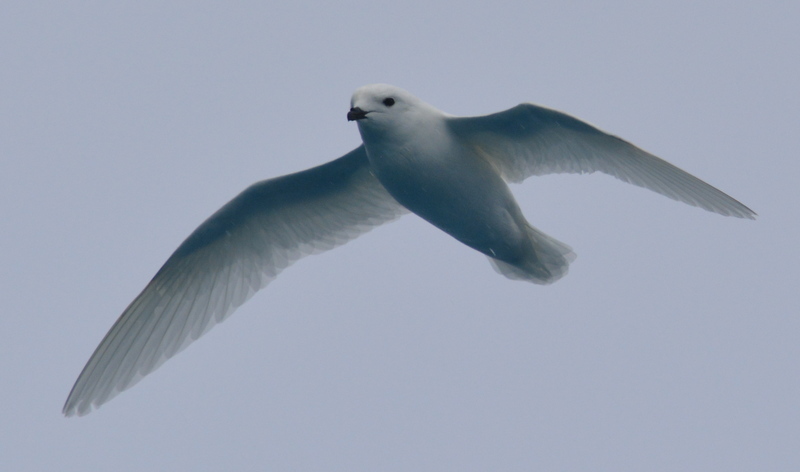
[448,104,755,219]
[64,146,406,416]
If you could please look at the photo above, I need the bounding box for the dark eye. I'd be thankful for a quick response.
[382,97,395,107]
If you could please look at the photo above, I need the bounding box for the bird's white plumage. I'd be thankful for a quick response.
[64,84,754,416]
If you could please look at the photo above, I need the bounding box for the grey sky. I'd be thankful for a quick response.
[1,1,797,471]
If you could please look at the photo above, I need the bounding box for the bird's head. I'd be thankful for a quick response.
[348,84,444,142]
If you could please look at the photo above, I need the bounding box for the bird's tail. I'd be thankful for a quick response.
[488,224,576,284]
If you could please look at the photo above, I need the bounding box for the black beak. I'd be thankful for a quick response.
[347,107,368,121]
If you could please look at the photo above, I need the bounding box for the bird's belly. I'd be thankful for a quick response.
[370,151,530,263]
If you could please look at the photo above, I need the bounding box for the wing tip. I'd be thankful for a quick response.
[62,398,90,417]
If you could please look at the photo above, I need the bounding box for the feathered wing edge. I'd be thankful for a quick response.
[448,104,756,219]
[64,146,406,416]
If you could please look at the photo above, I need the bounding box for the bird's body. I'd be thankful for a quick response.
[361,109,530,270]
[63,84,755,416]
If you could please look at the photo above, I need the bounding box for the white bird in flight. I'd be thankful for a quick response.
[63,84,755,416]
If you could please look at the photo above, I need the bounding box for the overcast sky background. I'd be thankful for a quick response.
[2,1,798,471]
